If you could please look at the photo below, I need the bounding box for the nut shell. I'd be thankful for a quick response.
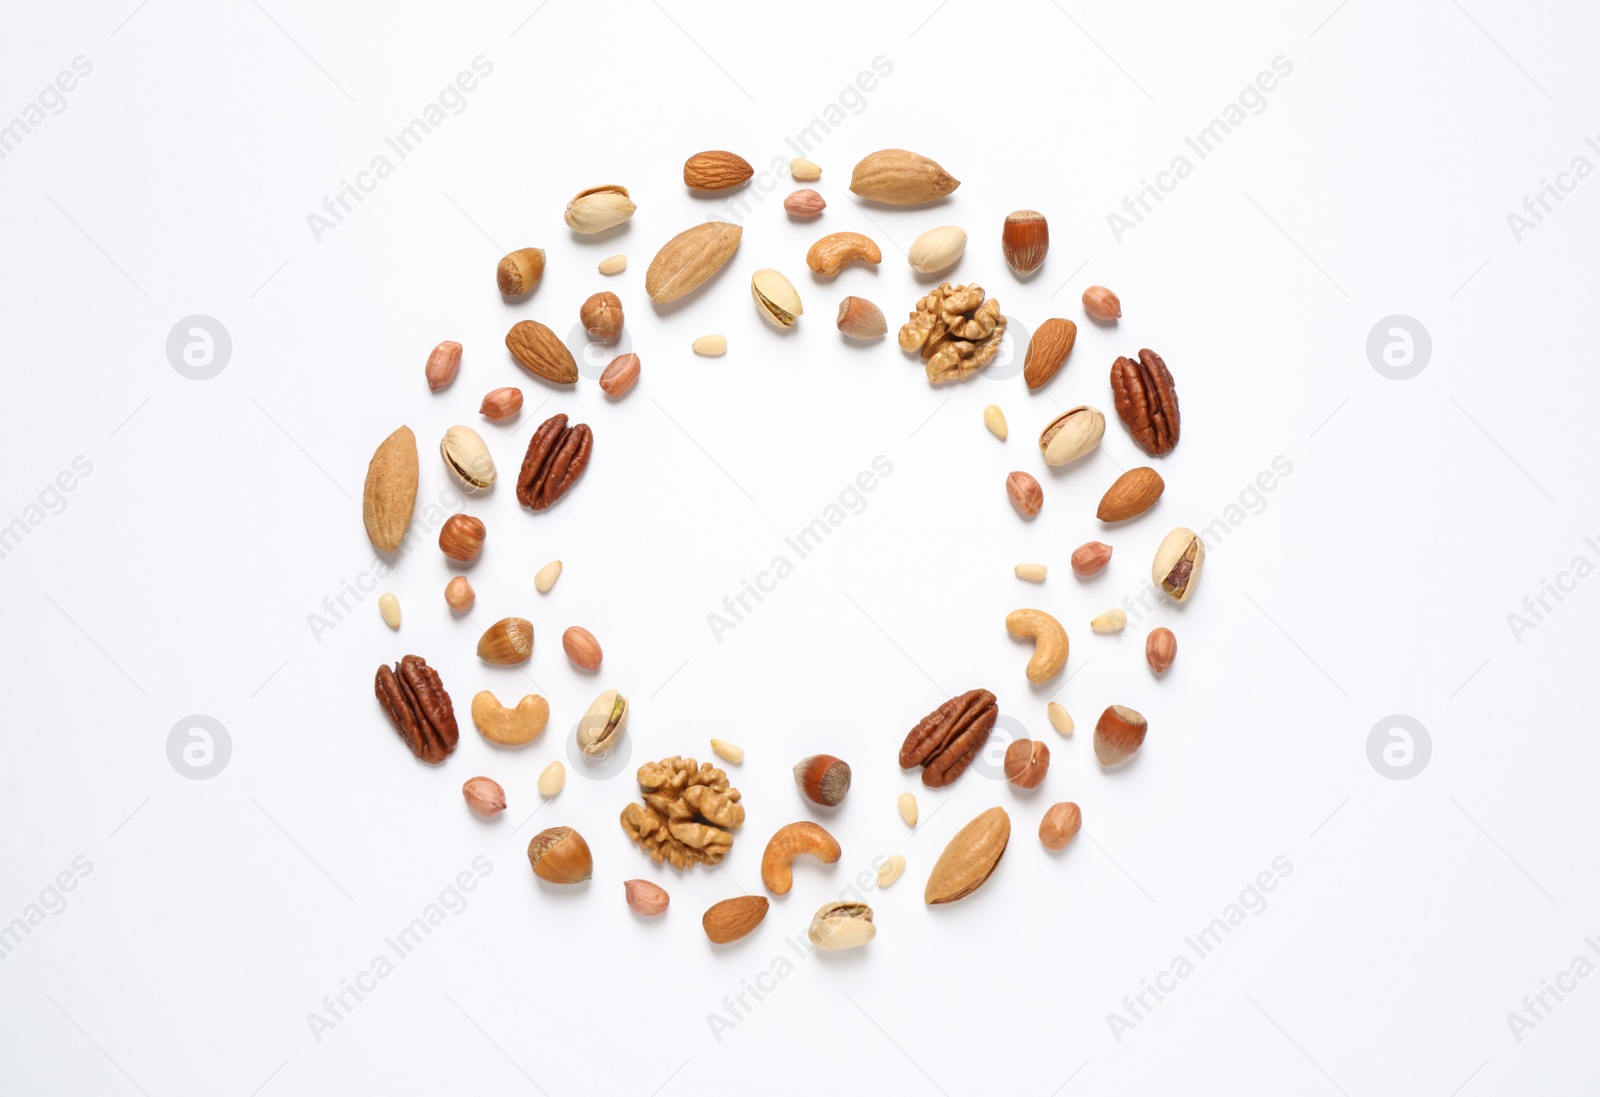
[794,755,851,806]
[925,807,1010,905]
[850,149,960,205]
[1152,527,1205,602]
[1094,705,1148,767]
[362,426,418,554]
[1038,406,1105,466]
[1002,210,1049,276]
[496,247,545,296]
[527,826,592,884]
[576,689,628,758]
[808,901,876,951]
[477,618,533,665]
[564,184,635,234]
[439,425,496,493]
[646,222,743,303]
[751,268,804,329]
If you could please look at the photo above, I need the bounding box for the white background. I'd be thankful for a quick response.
[2,1,1598,1093]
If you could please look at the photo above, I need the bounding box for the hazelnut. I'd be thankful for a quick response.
[1082,285,1122,322]
[439,514,485,562]
[580,291,624,343]
[462,776,505,817]
[1039,802,1082,850]
[1146,627,1177,674]
[444,576,475,612]
[1095,705,1148,767]
[1001,209,1048,277]
[1003,739,1050,789]
[497,247,545,296]
[562,626,603,671]
[1007,471,1043,518]
[794,754,851,806]
[527,826,593,884]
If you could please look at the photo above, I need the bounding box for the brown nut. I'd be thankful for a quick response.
[1146,627,1177,674]
[1003,739,1050,789]
[784,188,826,217]
[462,776,505,817]
[516,413,593,512]
[624,879,669,916]
[1098,467,1165,522]
[496,247,545,296]
[562,626,602,671]
[527,826,592,884]
[925,806,1010,905]
[1039,802,1082,850]
[1022,318,1077,391]
[1002,209,1049,276]
[684,150,753,191]
[794,755,851,806]
[479,387,523,421]
[1071,541,1113,577]
[580,291,624,343]
[1111,349,1180,456]
[438,514,485,562]
[505,320,579,385]
[850,149,960,205]
[374,655,459,764]
[469,690,549,746]
[836,296,887,340]
[1007,471,1042,518]
[477,617,533,665]
[805,232,882,277]
[900,689,998,788]
[444,576,475,612]
[702,895,768,944]
[1083,285,1122,322]
[599,353,640,398]
[425,341,461,391]
[1095,705,1148,767]
[760,821,842,895]
[646,222,743,303]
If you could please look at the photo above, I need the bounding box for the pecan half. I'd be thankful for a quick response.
[375,655,459,764]
[516,413,593,511]
[899,689,998,788]
[1110,348,1180,456]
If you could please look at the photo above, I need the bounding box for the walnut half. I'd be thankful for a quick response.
[897,282,1006,384]
[619,756,745,869]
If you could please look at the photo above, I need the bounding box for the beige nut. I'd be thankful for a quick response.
[564,184,636,234]
[760,821,842,895]
[378,592,401,629]
[850,149,960,205]
[876,854,907,888]
[692,334,728,356]
[576,689,627,759]
[751,269,804,329]
[1006,608,1069,683]
[1091,608,1128,634]
[1047,702,1075,737]
[598,253,627,275]
[808,901,876,951]
[534,559,562,593]
[496,247,545,296]
[710,738,745,765]
[897,792,918,827]
[440,425,496,492]
[806,232,882,277]
[984,405,1008,440]
[1153,527,1205,602]
[790,157,822,181]
[537,760,565,797]
[646,222,742,303]
[925,807,1010,905]
[1015,563,1047,582]
[1038,406,1106,466]
[908,225,967,274]
[470,691,550,746]
[836,296,887,339]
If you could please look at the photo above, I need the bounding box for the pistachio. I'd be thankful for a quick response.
[751,269,803,329]
[564,184,636,234]
[1038,406,1106,466]
[576,689,628,760]
[1152,527,1205,603]
[693,334,728,356]
[378,592,401,629]
[908,225,967,274]
[876,854,907,888]
[984,405,1008,440]
[534,559,562,593]
[807,901,876,951]
[439,425,496,492]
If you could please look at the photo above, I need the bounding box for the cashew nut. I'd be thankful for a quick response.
[1005,608,1069,683]
[470,690,550,746]
[805,232,883,277]
[760,821,841,895]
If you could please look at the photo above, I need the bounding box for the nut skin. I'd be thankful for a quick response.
[1152,527,1205,603]
[1083,285,1122,322]
[646,222,743,303]
[850,149,960,205]
[908,225,967,274]
[751,268,804,329]
[683,150,754,191]
[1023,318,1077,390]
[425,341,461,391]
[1039,802,1082,850]
[623,879,669,916]
[1002,210,1049,276]
[784,189,826,217]
[808,901,876,951]
[925,807,1010,905]
[439,425,496,493]
[806,232,882,277]
[599,353,640,398]
[1094,705,1148,767]
[526,826,593,884]
[463,776,506,817]
[479,387,523,421]
[836,297,887,339]
[444,576,475,612]
[1098,467,1166,522]
[363,426,419,554]
[496,247,545,296]
[1146,627,1177,674]
[562,626,603,671]
[760,821,842,895]
[1038,406,1105,466]
[794,755,851,806]
[563,184,635,234]
[579,292,624,343]
[1007,471,1043,518]
[1003,739,1050,789]
[438,514,485,562]
[1071,541,1113,577]
[1006,609,1069,683]
[702,895,768,944]
[477,617,533,665]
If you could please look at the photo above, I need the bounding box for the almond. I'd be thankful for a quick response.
[1022,318,1077,391]
[850,149,960,205]
[925,807,1010,905]
[362,426,418,554]
[683,150,753,191]
[645,222,743,304]
[505,320,578,385]
[1097,467,1165,522]
[702,895,769,944]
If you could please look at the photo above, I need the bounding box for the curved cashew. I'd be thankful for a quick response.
[1005,608,1069,683]
[471,691,550,746]
[805,232,883,277]
[760,821,841,895]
